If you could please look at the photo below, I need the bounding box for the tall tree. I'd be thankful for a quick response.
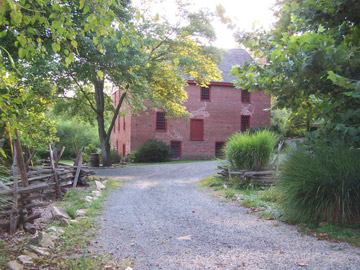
[54,1,222,166]
[0,0,130,151]
[231,0,360,143]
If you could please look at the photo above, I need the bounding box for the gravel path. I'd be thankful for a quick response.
[93,161,360,270]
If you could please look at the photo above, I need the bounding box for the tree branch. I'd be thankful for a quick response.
[70,75,100,117]
[105,87,128,142]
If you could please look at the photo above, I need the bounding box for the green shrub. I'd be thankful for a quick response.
[135,140,171,162]
[110,148,122,164]
[126,150,137,163]
[83,144,100,163]
[278,142,360,225]
[49,118,100,159]
[225,130,276,171]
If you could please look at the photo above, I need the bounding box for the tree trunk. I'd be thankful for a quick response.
[93,79,128,167]
[93,79,112,166]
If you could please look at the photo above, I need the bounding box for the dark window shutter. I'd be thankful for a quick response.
[190,119,204,141]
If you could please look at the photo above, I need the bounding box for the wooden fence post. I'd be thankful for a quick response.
[9,144,19,233]
[14,130,29,187]
[49,143,62,199]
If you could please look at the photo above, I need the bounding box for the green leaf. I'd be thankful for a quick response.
[116,43,122,52]
[97,70,104,79]
[51,42,60,52]
[93,36,98,45]
[343,91,360,98]
[79,0,85,9]
[84,5,90,14]
[18,47,25,58]
[0,148,7,158]
[71,40,78,48]
[135,11,141,21]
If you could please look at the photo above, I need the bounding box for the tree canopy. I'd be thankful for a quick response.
[231,0,360,143]
[0,0,134,152]
[0,0,221,164]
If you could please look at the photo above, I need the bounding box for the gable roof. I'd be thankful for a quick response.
[216,49,252,83]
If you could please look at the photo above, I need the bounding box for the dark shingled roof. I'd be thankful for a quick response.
[216,49,252,83]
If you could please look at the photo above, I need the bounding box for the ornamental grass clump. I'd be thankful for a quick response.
[225,130,276,171]
[278,143,360,225]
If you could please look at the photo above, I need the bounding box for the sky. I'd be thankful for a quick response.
[134,0,277,49]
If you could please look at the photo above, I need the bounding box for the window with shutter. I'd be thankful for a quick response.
[241,115,250,132]
[190,119,204,141]
[156,112,166,131]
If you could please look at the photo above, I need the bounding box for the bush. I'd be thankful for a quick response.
[278,142,360,225]
[225,130,276,171]
[110,148,122,164]
[135,140,171,162]
[126,150,137,163]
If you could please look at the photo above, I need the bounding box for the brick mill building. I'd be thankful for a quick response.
[111,49,271,160]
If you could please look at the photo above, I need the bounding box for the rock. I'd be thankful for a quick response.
[23,223,37,234]
[6,261,23,270]
[70,219,78,224]
[235,194,245,201]
[17,255,33,265]
[51,206,70,220]
[94,180,106,191]
[271,211,282,219]
[49,234,60,241]
[23,251,38,260]
[60,218,70,226]
[92,190,101,196]
[125,267,133,270]
[259,207,266,211]
[76,209,87,217]
[85,196,93,202]
[29,245,50,256]
[47,226,65,235]
[31,232,54,248]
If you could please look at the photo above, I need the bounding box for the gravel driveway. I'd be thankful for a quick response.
[93,161,360,270]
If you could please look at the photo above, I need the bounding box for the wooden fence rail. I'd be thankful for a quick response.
[0,130,95,233]
[217,166,279,186]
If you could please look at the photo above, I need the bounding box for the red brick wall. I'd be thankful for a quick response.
[126,84,270,159]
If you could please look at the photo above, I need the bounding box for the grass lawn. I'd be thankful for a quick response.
[198,175,360,247]
[127,159,216,166]
[58,159,74,165]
